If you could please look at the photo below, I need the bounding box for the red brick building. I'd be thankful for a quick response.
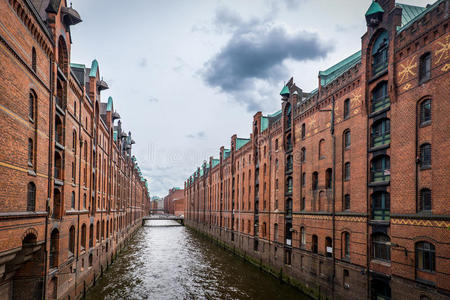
[185,1,450,299]
[164,188,185,216]
[0,0,150,299]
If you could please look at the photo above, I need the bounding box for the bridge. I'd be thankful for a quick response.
[142,214,184,226]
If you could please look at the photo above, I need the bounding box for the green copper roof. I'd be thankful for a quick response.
[212,158,219,168]
[224,149,231,159]
[319,50,361,86]
[261,116,269,132]
[107,96,113,111]
[365,1,384,16]
[113,130,118,141]
[70,63,85,69]
[200,168,204,176]
[397,2,431,32]
[89,59,99,77]
[268,110,281,118]
[236,138,250,150]
[280,85,290,96]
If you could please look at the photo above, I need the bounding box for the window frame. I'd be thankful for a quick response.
[371,82,390,113]
[420,143,431,169]
[420,99,431,126]
[371,118,390,148]
[419,52,431,84]
[415,242,435,272]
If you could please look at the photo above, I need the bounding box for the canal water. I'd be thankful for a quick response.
[86,220,309,300]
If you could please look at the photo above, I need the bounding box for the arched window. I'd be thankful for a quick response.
[419,52,431,83]
[96,221,100,241]
[312,172,318,190]
[28,138,34,167]
[89,224,94,247]
[49,229,59,268]
[301,172,306,187]
[286,177,293,195]
[73,130,77,153]
[319,139,325,159]
[343,130,351,148]
[419,188,432,212]
[81,224,86,250]
[31,47,37,72]
[301,147,306,162]
[275,139,279,150]
[285,222,292,246]
[285,134,292,151]
[342,232,350,259]
[274,223,278,242]
[27,182,36,211]
[371,81,390,113]
[420,99,431,125]
[83,194,87,209]
[286,198,292,216]
[29,92,35,121]
[372,30,388,75]
[68,226,75,257]
[300,227,306,248]
[286,155,293,172]
[344,99,350,119]
[52,188,61,218]
[420,143,431,168]
[57,36,68,73]
[55,116,63,145]
[89,253,93,267]
[301,123,306,140]
[275,159,279,171]
[326,168,332,188]
[84,140,88,160]
[344,162,350,181]
[262,222,267,237]
[71,191,75,209]
[371,155,390,182]
[312,234,318,253]
[344,194,350,210]
[371,118,390,147]
[372,233,390,261]
[372,191,390,220]
[285,103,292,129]
[102,220,105,240]
[415,242,435,272]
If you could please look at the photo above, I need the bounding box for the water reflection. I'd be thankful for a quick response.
[86,220,308,300]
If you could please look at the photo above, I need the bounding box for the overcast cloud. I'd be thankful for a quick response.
[70,0,431,197]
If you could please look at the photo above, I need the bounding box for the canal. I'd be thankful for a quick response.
[86,220,309,300]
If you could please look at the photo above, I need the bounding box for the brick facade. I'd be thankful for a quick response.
[185,1,450,299]
[163,188,185,216]
[0,0,150,299]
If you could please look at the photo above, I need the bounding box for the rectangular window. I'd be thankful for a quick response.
[419,53,431,83]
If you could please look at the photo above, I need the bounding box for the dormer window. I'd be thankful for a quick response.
[372,31,389,76]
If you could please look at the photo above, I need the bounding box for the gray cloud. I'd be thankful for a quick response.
[138,57,147,67]
[186,131,206,139]
[202,7,333,111]
[147,96,159,103]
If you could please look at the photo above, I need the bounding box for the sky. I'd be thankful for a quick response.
[70,0,431,197]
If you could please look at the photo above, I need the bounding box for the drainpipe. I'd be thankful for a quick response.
[42,57,54,300]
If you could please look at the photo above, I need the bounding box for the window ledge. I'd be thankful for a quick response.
[371,259,391,267]
[419,121,431,128]
[420,166,431,171]
[369,106,390,118]
[369,69,388,83]
[368,181,390,187]
[369,144,390,152]
[28,170,37,177]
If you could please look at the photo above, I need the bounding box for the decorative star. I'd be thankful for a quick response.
[398,56,417,84]
[435,35,449,65]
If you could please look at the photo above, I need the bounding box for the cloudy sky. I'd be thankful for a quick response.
[70,0,429,197]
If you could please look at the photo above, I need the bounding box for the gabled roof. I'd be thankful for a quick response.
[212,159,220,168]
[224,149,231,159]
[365,1,384,16]
[319,50,361,87]
[397,2,435,33]
[261,116,269,132]
[236,138,250,150]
